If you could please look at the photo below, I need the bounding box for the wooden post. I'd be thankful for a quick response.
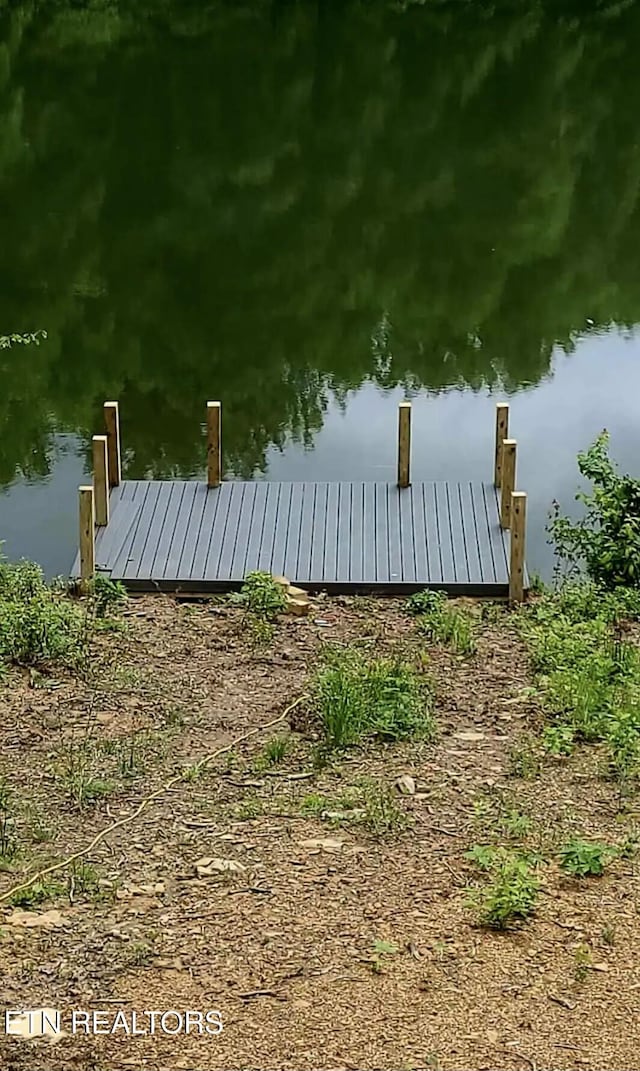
[79,485,95,589]
[509,491,527,604]
[494,403,509,487]
[397,402,411,488]
[103,401,121,487]
[92,435,109,526]
[500,439,517,529]
[207,401,221,488]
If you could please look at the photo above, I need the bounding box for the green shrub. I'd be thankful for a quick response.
[559,839,611,877]
[90,575,127,617]
[406,590,446,616]
[235,571,287,619]
[0,559,87,667]
[466,847,540,929]
[312,646,435,750]
[549,433,640,589]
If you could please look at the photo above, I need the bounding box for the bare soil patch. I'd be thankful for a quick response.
[1,594,639,1070]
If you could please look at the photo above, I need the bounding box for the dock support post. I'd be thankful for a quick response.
[103,401,121,487]
[494,403,509,487]
[92,435,109,526]
[207,401,222,488]
[500,439,517,529]
[509,491,527,603]
[397,402,411,488]
[79,485,95,590]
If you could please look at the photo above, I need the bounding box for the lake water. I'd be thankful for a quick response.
[2,0,640,580]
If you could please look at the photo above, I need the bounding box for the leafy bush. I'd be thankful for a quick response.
[466,846,540,929]
[235,571,287,619]
[559,839,611,877]
[312,646,435,750]
[549,432,640,588]
[90,575,127,617]
[406,589,446,616]
[0,559,87,667]
[520,579,640,788]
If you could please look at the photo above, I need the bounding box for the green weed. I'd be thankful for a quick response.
[10,879,64,908]
[0,559,88,668]
[360,779,409,837]
[256,734,292,769]
[466,847,540,929]
[558,839,611,877]
[407,590,476,654]
[406,590,446,616]
[234,571,287,619]
[508,734,541,779]
[89,575,127,618]
[312,647,435,751]
[369,938,399,973]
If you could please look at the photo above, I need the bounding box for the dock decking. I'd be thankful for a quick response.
[72,479,513,595]
[72,400,529,599]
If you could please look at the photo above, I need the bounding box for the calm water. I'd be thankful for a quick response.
[2,0,640,579]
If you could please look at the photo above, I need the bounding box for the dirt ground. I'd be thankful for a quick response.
[1,593,640,1071]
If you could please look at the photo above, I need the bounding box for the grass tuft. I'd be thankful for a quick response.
[311,646,435,751]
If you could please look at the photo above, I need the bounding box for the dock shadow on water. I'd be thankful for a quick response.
[1,0,640,572]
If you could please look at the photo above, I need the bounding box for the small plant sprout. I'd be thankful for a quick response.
[466,847,540,929]
[369,938,399,973]
[256,734,292,769]
[360,779,409,837]
[573,942,592,983]
[508,734,541,779]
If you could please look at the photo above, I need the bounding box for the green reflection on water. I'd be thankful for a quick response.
[0,0,639,489]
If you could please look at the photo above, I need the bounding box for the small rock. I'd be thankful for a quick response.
[298,838,344,852]
[286,596,310,617]
[194,856,246,877]
[395,774,416,795]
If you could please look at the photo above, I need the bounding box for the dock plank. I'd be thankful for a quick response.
[72,479,518,595]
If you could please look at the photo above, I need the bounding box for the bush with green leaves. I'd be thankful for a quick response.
[466,846,540,929]
[549,432,640,589]
[90,575,127,618]
[558,839,611,878]
[312,646,435,750]
[235,571,287,619]
[406,589,446,616]
[0,559,87,667]
[518,580,640,785]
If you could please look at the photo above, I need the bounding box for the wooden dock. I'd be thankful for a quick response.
[73,401,528,600]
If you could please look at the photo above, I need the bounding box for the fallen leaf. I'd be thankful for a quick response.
[453,730,486,742]
[194,856,246,877]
